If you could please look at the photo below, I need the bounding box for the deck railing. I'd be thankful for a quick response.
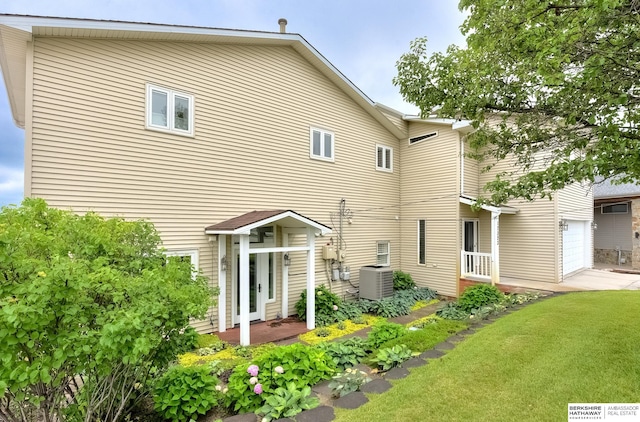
[461,251,492,280]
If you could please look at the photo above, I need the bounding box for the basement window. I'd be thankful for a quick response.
[377,241,390,266]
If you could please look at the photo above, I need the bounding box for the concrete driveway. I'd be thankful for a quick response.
[562,269,640,290]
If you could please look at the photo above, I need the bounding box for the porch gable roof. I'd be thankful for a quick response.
[459,195,518,214]
[204,210,332,236]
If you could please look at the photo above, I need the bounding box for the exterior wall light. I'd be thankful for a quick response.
[559,219,569,231]
[220,255,228,271]
[283,253,291,267]
[591,221,598,230]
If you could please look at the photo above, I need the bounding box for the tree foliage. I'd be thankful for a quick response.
[395,0,640,203]
[0,198,214,421]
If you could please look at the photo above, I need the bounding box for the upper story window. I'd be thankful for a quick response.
[310,127,334,162]
[376,145,393,172]
[146,84,194,136]
[377,241,390,266]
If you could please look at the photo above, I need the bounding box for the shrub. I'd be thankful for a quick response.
[298,316,381,345]
[458,284,504,312]
[380,319,468,351]
[0,199,214,422]
[411,286,439,301]
[436,302,470,320]
[196,333,225,350]
[153,365,220,422]
[372,345,413,371]
[393,270,416,290]
[257,383,319,422]
[367,321,407,349]
[368,296,412,318]
[295,285,342,326]
[316,338,368,370]
[328,368,372,398]
[224,344,335,413]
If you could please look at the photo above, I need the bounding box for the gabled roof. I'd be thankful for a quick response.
[204,210,332,235]
[459,195,518,214]
[593,178,640,200]
[0,14,405,139]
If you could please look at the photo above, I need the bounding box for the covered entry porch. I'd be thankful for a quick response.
[459,196,518,285]
[205,210,331,346]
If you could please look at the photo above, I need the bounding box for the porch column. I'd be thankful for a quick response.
[491,211,501,285]
[239,233,250,346]
[306,227,316,330]
[218,235,227,332]
[282,231,289,319]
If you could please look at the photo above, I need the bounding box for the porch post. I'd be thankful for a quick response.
[491,211,501,285]
[239,233,250,346]
[282,231,289,319]
[306,227,316,330]
[218,235,227,332]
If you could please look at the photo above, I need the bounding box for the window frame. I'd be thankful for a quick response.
[309,127,335,162]
[165,248,199,279]
[376,144,393,172]
[601,202,629,214]
[146,83,195,137]
[376,241,390,266]
[417,220,426,265]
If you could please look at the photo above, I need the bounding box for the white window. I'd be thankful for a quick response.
[310,127,334,161]
[146,84,194,136]
[165,249,199,279]
[376,241,390,266]
[376,145,393,172]
[418,220,426,264]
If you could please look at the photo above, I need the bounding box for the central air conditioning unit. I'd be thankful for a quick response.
[359,265,394,300]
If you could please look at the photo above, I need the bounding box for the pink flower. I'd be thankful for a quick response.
[254,383,263,394]
[247,365,259,377]
[274,366,284,374]
[249,376,258,385]
[333,305,338,311]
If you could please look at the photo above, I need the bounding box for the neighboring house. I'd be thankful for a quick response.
[593,179,640,269]
[0,15,593,345]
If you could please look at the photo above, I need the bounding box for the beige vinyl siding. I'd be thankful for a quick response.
[594,206,631,251]
[461,138,480,197]
[557,182,594,276]
[399,122,460,296]
[378,108,408,136]
[30,37,402,333]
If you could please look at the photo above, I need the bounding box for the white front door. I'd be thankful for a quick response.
[234,252,273,323]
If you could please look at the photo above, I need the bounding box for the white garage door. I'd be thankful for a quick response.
[563,220,586,276]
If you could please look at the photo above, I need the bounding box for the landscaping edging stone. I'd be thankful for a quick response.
[434,341,455,350]
[420,348,445,360]
[384,367,410,380]
[360,379,392,394]
[222,413,256,422]
[295,405,335,422]
[334,391,368,409]
[402,357,428,369]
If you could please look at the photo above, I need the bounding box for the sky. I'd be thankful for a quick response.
[0,0,467,207]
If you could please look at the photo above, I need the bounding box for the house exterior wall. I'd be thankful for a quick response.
[461,137,480,198]
[557,182,594,276]
[594,201,632,265]
[28,37,402,332]
[399,122,460,297]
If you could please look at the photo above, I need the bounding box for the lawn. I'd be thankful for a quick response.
[335,291,640,422]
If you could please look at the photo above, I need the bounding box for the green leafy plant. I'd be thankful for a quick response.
[380,319,468,351]
[372,345,413,371]
[368,297,412,318]
[393,270,416,290]
[316,327,331,337]
[328,368,372,397]
[153,365,220,422]
[458,284,504,312]
[196,333,225,350]
[436,302,471,320]
[0,198,214,422]
[336,321,347,330]
[316,338,368,370]
[295,285,343,326]
[257,382,319,421]
[367,321,407,349]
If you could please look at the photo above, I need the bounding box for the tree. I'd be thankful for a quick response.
[0,198,215,422]
[394,0,640,204]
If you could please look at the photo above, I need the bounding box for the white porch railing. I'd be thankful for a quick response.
[461,251,492,280]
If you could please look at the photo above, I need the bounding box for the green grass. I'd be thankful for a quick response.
[379,319,467,351]
[335,291,640,422]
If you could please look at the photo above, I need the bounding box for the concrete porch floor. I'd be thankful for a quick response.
[216,318,309,345]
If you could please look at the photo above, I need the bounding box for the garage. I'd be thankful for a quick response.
[563,220,588,276]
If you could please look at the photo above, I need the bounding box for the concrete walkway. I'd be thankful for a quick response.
[499,268,640,292]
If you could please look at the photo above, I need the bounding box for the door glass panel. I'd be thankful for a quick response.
[464,221,475,252]
[236,254,257,315]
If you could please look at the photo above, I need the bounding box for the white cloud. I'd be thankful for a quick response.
[0,166,23,206]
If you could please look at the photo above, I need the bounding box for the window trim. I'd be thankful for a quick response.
[376,241,390,266]
[146,83,194,137]
[601,202,629,214]
[309,127,335,162]
[165,248,199,279]
[376,144,393,172]
[417,220,426,265]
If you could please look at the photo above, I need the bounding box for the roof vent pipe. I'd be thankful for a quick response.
[278,18,287,33]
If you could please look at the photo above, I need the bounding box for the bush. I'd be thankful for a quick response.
[154,365,220,422]
[436,302,471,320]
[380,319,468,351]
[224,344,335,413]
[367,296,411,318]
[0,199,214,422]
[316,338,368,370]
[393,271,416,290]
[372,345,413,371]
[328,368,372,398]
[367,321,407,349]
[257,383,319,421]
[458,284,504,312]
[295,285,343,326]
